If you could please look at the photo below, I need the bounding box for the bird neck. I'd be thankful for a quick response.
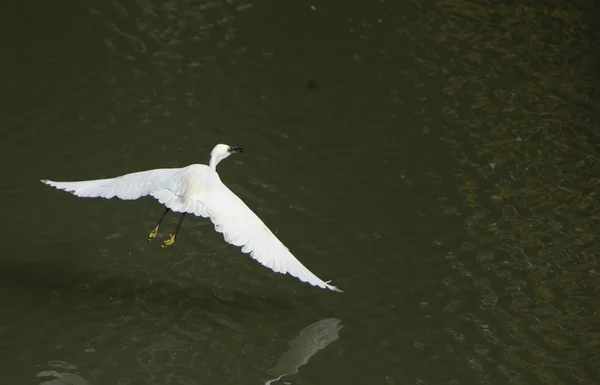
[209,156,220,170]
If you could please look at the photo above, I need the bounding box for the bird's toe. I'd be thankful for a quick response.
[148,226,159,241]
[160,233,176,248]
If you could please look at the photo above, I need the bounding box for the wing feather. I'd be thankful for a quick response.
[41,168,182,200]
[200,183,342,292]
[41,167,210,217]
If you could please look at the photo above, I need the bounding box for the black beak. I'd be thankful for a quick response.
[228,147,244,153]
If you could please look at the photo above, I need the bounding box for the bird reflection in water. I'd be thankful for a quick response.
[265,318,343,385]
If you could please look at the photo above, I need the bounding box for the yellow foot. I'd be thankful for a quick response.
[148,226,159,241]
[161,233,176,248]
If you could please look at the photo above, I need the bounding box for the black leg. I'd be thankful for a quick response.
[173,213,186,240]
[156,207,171,227]
[148,207,170,241]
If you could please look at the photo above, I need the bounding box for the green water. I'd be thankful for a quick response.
[1,0,599,384]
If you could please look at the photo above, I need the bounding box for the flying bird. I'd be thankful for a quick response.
[41,144,342,292]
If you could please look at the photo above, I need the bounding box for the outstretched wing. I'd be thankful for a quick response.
[41,168,182,200]
[199,183,342,292]
[41,167,210,217]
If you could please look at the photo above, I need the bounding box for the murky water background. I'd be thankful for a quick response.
[1,0,599,384]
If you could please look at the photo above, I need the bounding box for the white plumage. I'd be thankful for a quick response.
[41,144,342,293]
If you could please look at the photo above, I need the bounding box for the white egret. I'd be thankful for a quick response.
[41,144,342,292]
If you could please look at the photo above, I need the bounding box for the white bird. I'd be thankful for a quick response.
[41,144,342,293]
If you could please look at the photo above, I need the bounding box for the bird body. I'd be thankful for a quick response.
[41,144,342,293]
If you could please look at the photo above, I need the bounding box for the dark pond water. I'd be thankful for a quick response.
[1,0,599,384]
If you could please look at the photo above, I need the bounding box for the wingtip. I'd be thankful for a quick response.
[324,281,343,293]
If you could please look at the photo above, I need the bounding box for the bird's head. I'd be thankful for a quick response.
[210,143,244,170]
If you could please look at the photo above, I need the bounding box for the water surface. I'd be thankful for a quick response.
[1,0,599,384]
